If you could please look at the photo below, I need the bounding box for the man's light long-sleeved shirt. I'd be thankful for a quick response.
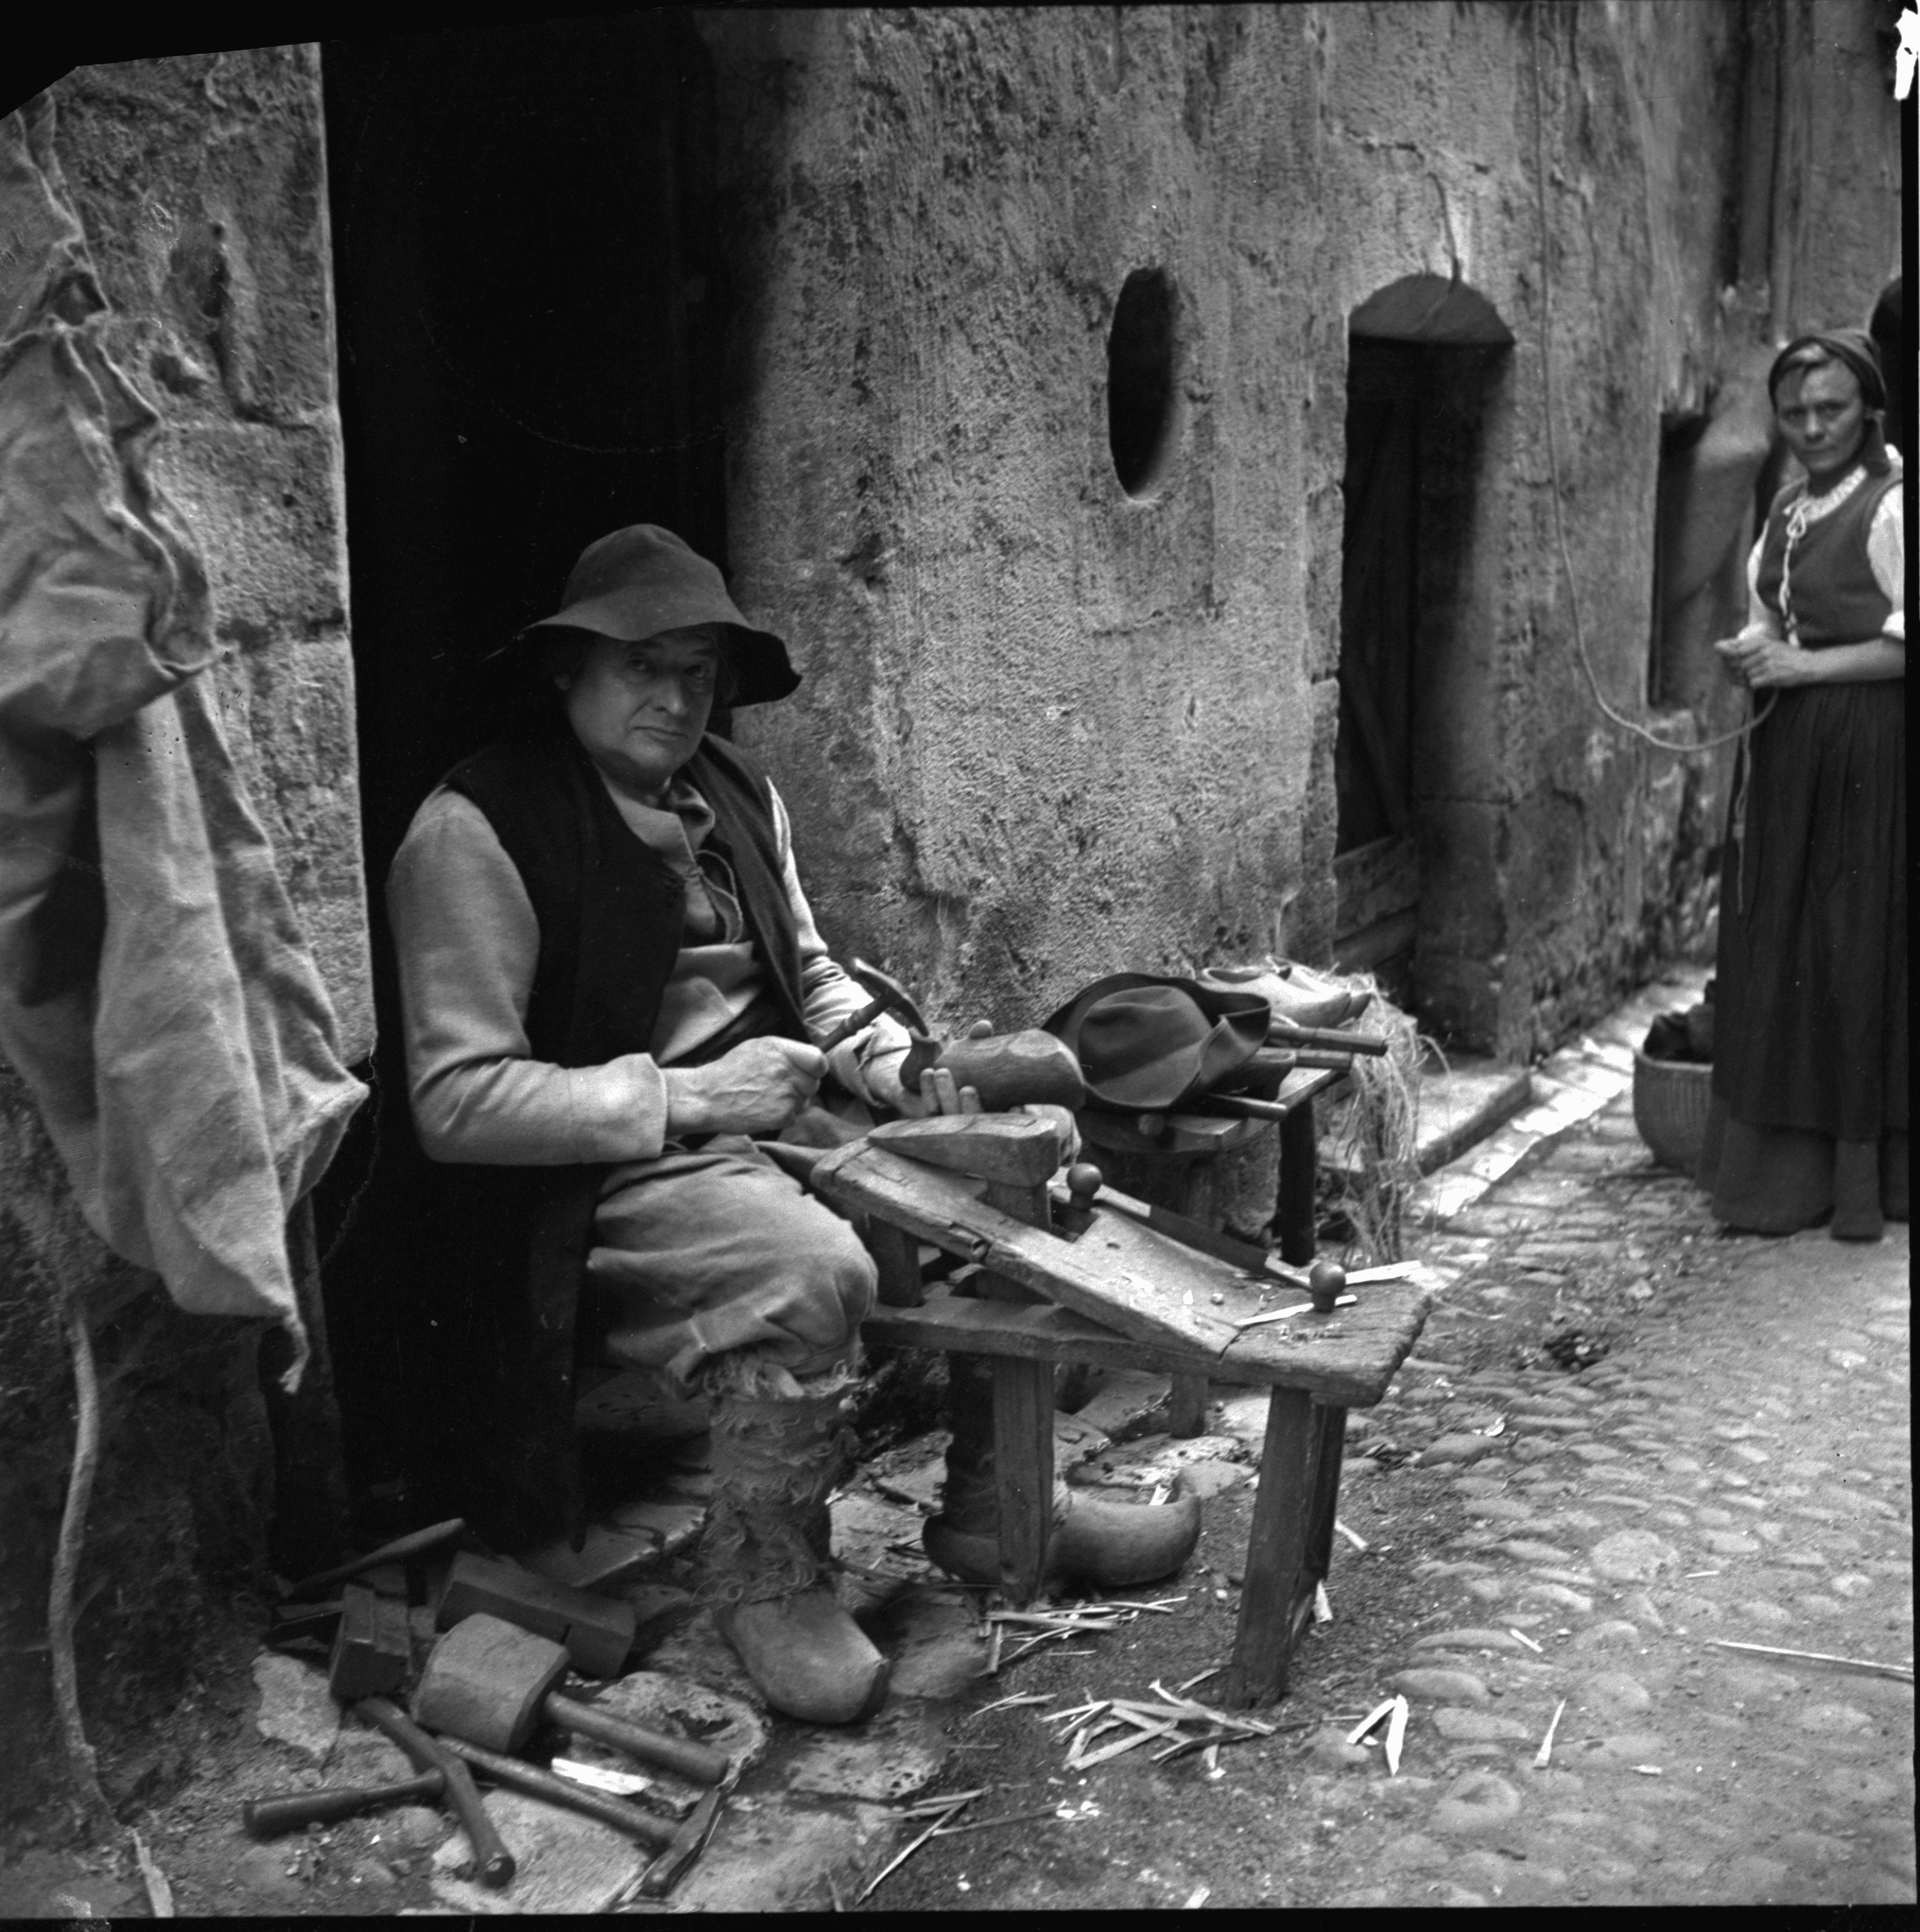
[386,768,909,1165]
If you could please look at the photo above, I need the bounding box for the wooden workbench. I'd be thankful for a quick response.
[813,1130,1429,1705]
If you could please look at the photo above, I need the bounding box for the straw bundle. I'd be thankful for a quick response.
[1316,972,1429,1263]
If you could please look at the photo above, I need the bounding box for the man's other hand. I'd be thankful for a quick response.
[664,1036,827,1137]
[890,1020,994,1116]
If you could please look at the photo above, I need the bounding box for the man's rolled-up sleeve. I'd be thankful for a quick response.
[386,790,670,1164]
[767,784,916,1103]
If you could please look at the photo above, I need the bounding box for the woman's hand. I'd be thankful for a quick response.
[1715,633,1814,688]
[664,1036,826,1137]
[1716,632,1905,688]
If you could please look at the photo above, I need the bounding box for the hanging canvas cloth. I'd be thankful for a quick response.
[0,95,365,1386]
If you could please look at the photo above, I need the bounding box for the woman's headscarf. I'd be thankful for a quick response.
[1768,328,1894,474]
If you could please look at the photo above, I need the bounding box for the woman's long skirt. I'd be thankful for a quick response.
[1700,678,1907,1238]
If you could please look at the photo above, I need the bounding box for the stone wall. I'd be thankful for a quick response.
[0,48,364,1822]
[701,2,1900,1058]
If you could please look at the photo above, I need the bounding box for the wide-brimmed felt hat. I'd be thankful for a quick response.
[513,524,800,707]
[1042,973,1271,1112]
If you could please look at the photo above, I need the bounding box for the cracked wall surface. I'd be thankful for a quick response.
[701,2,1899,1058]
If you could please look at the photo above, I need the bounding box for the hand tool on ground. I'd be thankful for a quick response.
[431,1729,727,1896]
[413,1613,730,1785]
[435,1551,636,1678]
[328,1578,414,1702]
[266,1598,344,1655]
[242,1770,445,1840]
[282,1517,468,1602]
[636,1784,727,1899]
[358,1696,515,1888]
[429,1732,678,1846]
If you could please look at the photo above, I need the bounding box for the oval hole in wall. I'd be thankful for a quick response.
[1106,267,1179,498]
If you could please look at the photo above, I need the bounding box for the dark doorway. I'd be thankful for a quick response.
[321,16,727,869]
[312,18,726,1518]
[1334,280,1510,1018]
[1333,339,1423,1000]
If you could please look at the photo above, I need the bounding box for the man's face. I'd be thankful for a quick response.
[1775,360,1868,484]
[558,626,720,801]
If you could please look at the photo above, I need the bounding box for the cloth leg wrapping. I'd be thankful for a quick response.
[699,1360,860,1606]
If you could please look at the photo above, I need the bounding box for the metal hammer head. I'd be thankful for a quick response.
[846,958,932,1037]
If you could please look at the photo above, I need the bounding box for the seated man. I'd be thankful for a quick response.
[388,524,1198,1726]
[387,525,915,1724]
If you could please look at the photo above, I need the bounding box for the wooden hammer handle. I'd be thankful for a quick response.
[819,994,892,1052]
[640,1785,728,1899]
[284,1518,467,1600]
[358,1697,516,1888]
[547,1691,730,1786]
[1268,1021,1389,1055]
[434,1735,678,1849]
[243,1770,445,1838]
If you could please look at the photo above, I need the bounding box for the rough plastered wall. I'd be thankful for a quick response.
[1773,0,1906,340]
[0,48,365,1820]
[703,7,1327,1034]
[1302,0,1748,1054]
[704,3,1897,1060]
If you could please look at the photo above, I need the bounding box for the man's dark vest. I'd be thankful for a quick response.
[417,726,807,1547]
[1754,466,1901,647]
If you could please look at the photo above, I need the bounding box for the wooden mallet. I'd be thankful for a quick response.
[412,1613,730,1786]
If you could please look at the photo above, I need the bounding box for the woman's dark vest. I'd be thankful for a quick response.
[1754,466,1901,646]
[418,727,807,1547]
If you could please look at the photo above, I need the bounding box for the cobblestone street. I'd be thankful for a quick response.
[868,965,1912,1914]
[1283,1094,1914,1910]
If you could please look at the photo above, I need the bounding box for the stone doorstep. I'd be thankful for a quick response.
[1407,964,1712,1229]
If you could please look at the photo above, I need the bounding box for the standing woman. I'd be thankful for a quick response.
[1702,329,1905,1240]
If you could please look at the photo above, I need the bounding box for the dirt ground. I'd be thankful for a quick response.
[0,1090,1911,1915]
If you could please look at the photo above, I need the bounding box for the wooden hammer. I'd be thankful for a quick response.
[818,957,932,1051]
[413,1614,730,1786]
[358,1696,515,1888]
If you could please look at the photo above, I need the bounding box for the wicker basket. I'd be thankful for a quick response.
[1632,1049,1713,1172]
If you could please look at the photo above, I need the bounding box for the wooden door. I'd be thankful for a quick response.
[1334,340,1423,988]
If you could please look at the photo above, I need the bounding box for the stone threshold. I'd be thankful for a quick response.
[1414,964,1712,1228]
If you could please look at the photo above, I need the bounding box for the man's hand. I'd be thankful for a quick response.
[890,1020,994,1117]
[664,1036,826,1138]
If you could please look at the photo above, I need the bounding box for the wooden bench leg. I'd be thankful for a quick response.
[992,1357,1054,1606]
[1220,1384,1322,1706]
[1302,1403,1346,1590]
[864,1220,926,1308]
[1168,1372,1209,1438]
[1276,1098,1318,1267]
